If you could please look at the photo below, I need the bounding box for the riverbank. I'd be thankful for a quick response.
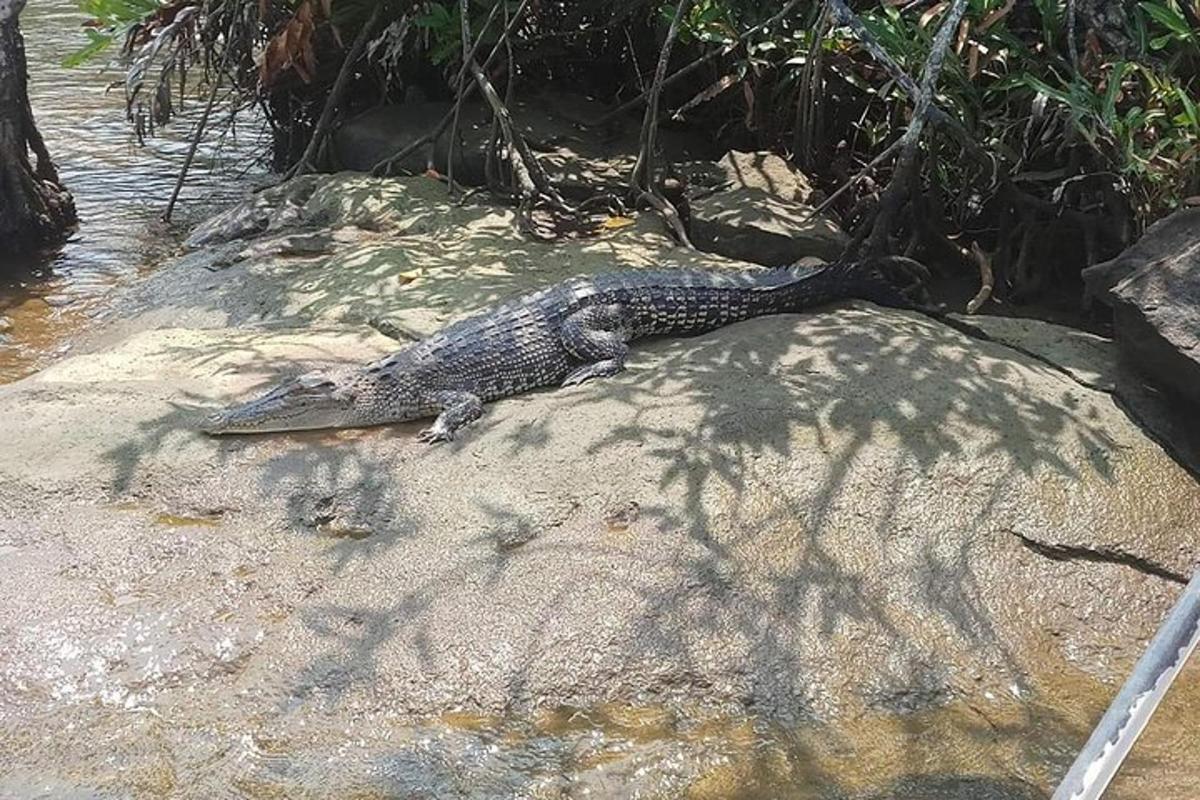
[2,163,1200,798]
[0,0,267,383]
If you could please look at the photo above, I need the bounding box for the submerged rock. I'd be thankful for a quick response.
[2,172,1199,798]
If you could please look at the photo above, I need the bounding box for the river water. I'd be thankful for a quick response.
[0,0,267,382]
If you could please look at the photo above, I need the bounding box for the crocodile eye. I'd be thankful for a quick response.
[296,372,332,389]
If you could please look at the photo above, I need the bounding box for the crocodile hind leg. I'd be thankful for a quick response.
[560,304,631,387]
[417,391,484,443]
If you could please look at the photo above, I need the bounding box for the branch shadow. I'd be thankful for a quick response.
[59,173,1163,797]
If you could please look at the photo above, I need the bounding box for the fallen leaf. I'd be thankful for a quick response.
[600,216,636,230]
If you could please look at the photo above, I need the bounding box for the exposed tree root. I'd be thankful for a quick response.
[0,9,75,252]
[629,0,693,249]
[447,0,502,194]
[468,60,572,217]
[965,243,995,314]
[851,0,968,258]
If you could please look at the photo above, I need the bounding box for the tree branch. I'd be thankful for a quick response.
[372,0,529,177]
[286,3,382,180]
[592,0,803,128]
[859,0,969,256]
[825,0,990,166]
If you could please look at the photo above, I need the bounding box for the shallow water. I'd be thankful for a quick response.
[0,0,267,382]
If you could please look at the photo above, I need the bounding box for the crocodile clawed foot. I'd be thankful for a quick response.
[561,370,594,387]
[417,424,454,444]
[562,359,625,387]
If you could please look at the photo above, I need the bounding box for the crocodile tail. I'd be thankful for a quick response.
[773,256,928,310]
[843,255,930,310]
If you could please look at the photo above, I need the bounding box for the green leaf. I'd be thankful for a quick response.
[1139,1,1190,36]
[415,2,452,30]
[1175,85,1200,133]
[63,27,114,68]
[1102,62,1129,126]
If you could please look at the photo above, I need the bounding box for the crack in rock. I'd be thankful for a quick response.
[1006,527,1187,584]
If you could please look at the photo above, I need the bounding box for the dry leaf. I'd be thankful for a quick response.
[919,1,948,29]
[979,0,1016,32]
[258,0,318,87]
[673,73,737,120]
[600,216,636,230]
[956,18,970,54]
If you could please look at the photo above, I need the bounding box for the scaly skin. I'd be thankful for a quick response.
[201,257,929,442]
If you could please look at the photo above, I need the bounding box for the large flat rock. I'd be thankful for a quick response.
[3,306,1199,797]
[3,172,1199,798]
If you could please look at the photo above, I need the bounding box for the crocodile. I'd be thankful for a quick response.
[201,257,929,443]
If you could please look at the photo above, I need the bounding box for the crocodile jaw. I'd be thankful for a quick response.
[202,369,374,435]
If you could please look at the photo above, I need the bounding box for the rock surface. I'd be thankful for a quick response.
[335,99,845,266]
[685,150,849,265]
[2,173,1199,798]
[1083,207,1200,406]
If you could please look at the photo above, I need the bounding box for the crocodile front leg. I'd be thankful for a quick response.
[417,391,484,443]
[560,304,631,387]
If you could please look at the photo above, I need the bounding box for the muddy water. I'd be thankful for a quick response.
[6,655,1200,798]
[0,0,266,382]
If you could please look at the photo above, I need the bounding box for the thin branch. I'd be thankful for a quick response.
[448,0,472,193]
[163,13,235,222]
[628,0,694,248]
[630,0,689,193]
[448,0,502,193]
[803,136,903,221]
[372,0,529,176]
[592,0,804,128]
[1067,0,1079,71]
